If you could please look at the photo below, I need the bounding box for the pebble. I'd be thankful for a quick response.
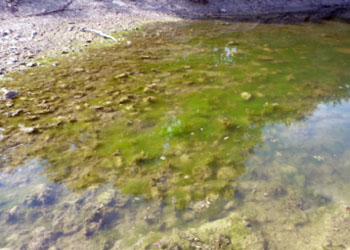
[114,73,129,79]
[224,201,235,211]
[19,124,38,134]
[1,29,13,36]
[8,57,18,64]
[9,109,23,117]
[240,92,252,101]
[119,95,131,104]
[1,88,19,100]
[26,62,37,67]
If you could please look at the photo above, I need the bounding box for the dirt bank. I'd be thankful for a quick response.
[0,0,349,74]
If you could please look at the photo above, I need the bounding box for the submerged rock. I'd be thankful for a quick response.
[3,206,20,224]
[189,0,207,3]
[19,124,39,134]
[26,227,62,250]
[211,234,231,249]
[96,190,116,206]
[24,184,57,206]
[1,88,19,100]
[114,73,129,79]
[119,95,132,104]
[84,206,118,237]
[217,166,237,180]
[240,92,252,101]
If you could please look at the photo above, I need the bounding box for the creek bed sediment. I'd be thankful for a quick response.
[0,20,350,249]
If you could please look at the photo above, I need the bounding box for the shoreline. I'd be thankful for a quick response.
[0,0,349,75]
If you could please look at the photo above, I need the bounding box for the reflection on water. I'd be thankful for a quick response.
[0,20,350,249]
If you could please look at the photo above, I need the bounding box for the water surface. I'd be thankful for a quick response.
[0,20,350,249]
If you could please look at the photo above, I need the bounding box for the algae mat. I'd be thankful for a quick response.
[0,20,350,249]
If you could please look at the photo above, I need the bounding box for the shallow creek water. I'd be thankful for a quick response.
[0,20,350,249]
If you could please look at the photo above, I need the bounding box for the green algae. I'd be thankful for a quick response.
[1,21,350,211]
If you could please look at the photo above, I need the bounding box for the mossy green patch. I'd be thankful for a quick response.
[0,20,349,210]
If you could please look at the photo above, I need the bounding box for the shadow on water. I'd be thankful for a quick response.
[0,20,350,249]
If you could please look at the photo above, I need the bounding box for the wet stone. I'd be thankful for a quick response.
[114,195,130,208]
[114,73,129,79]
[19,124,39,134]
[96,190,116,206]
[1,89,19,100]
[26,227,62,250]
[26,62,37,67]
[211,234,231,249]
[271,185,288,198]
[143,96,156,103]
[24,184,57,207]
[84,206,118,237]
[8,109,24,117]
[3,206,20,224]
[224,201,236,211]
[119,95,133,104]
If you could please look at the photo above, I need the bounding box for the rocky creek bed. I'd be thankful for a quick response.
[0,12,350,250]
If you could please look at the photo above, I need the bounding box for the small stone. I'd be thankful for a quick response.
[85,85,96,91]
[227,41,239,46]
[119,95,131,104]
[217,167,237,180]
[92,105,104,111]
[74,68,85,73]
[1,88,19,100]
[68,117,77,123]
[9,109,23,117]
[184,81,194,85]
[19,124,38,134]
[75,105,83,111]
[4,206,20,224]
[8,57,18,63]
[114,73,129,79]
[26,62,37,67]
[224,201,236,211]
[143,96,156,103]
[143,87,153,93]
[59,84,69,89]
[160,156,166,161]
[97,191,115,206]
[240,92,252,101]
[25,116,39,121]
[24,184,57,206]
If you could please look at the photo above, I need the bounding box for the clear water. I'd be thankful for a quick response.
[0,20,350,249]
